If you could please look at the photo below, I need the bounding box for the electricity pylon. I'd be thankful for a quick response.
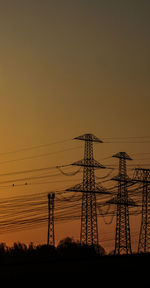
[133,168,150,253]
[107,152,134,255]
[66,133,109,246]
[47,192,55,246]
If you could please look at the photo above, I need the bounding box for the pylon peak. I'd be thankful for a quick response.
[112,152,132,161]
[74,133,103,143]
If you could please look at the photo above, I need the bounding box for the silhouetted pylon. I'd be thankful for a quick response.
[66,133,108,246]
[47,192,55,246]
[107,152,134,255]
[133,168,150,253]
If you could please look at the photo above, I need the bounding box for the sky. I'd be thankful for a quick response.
[0,0,150,252]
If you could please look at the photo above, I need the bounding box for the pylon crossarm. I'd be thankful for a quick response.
[106,197,138,207]
[111,175,134,183]
[66,183,111,195]
[72,159,105,168]
[132,179,150,184]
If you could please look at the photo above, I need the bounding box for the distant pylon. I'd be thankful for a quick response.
[66,133,107,246]
[133,168,150,253]
[107,152,133,255]
[47,192,55,246]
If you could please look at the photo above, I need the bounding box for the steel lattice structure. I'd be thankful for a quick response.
[66,133,107,246]
[47,192,55,246]
[108,152,133,255]
[133,168,150,253]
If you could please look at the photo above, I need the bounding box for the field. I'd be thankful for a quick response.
[0,240,148,281]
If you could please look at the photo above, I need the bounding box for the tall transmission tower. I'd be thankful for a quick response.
[107,152,134,255]
[47,192,55,246]
[66,133,108,246]
[133,168,150,253]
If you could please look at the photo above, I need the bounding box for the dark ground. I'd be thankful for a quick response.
[0,253,148,282]
[0,239,148,283]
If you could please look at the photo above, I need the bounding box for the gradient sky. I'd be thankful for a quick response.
[0,0,150,252]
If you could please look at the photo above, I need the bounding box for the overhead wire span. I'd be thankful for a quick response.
[55,192,81,202]
[0,172,63,186]
[0,187,83,235]
[0,176,82,189]
[56,166,81,176]
[102,136,150,140]
[0,145,82,165]
[97,204,116,225]
[0,138,72,156]
[95,168,115,180]
[5,134,150,158]
[101,214,115,225]
[0,165,57,178]
[104,140,150,144]
[0,189,59,204]
[0,132,148,239]
[97,203,111,216]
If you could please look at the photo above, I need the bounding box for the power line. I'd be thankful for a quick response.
[0,138,72,156]
[104,140,150,144]
[0,145,82,165]
[0,134,149,252]
[103,136,150,140]
[0,166,56,178]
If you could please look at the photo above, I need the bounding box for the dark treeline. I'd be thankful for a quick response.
[0,237,106,263]
[0,237,150,261]
[0,237,149,279]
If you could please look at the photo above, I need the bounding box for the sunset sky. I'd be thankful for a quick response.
[0,0,150,252]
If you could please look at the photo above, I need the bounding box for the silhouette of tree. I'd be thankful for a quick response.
[0,242,7,256]
[8,242,27,258]
[36,244,56,259]
[57,237,106,259]
[28,242,35,251]
[0,238,106,264]
[96,244,106,256]
[57,237,79,248]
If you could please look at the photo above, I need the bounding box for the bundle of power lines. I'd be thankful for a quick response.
[0,135,149,253]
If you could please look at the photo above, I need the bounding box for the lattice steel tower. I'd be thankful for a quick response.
[47,192,55,246]
[134,168,150,253]
[108,152,133,255]
[66,133,106,246]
